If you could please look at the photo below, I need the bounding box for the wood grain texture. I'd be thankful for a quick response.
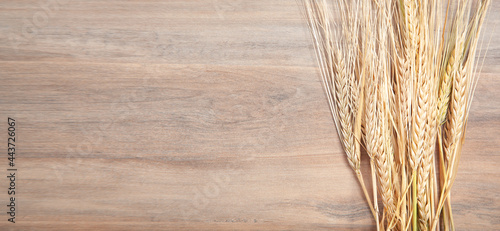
[0,0,499,230]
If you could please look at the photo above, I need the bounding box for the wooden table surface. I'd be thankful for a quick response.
[1,1,499,230]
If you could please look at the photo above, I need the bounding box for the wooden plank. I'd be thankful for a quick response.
[0,0,499,230]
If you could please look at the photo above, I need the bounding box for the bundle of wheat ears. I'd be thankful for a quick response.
[303,0,490,230]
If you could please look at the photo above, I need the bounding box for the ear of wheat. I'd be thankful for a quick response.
[303,0,490,230]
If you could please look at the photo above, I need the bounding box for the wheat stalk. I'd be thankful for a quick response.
[303,0,378,221]
[303,0,490,230]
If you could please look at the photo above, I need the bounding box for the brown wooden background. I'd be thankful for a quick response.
[0,1,499,230]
